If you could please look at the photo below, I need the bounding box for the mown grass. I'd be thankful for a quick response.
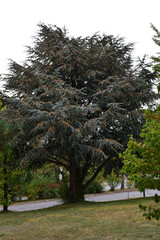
[0,198,160,240]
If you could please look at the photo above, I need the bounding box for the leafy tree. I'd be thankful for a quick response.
[3,24,157,203]
[120,109,160,220]
[0,98,21,211]
[120,24,160,221]
[151,24,160,93]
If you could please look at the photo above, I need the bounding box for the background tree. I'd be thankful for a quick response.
[120,108,160,220]
[3,24,157,203]
[0,98,21,211]
[121,24,160,220]
[151,23,160,93]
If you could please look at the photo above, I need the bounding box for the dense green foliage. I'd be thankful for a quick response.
[0,98,21,211]
[121,110,160,191]
[106,171,121,191]
[120,24,160,220]
[12,166,59,200]
[3,24,157,202]
[151,24,160,93]
[85,180,104,194]
[120,109,160,220]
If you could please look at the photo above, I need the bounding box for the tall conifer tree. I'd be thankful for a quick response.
[3,24,157,202]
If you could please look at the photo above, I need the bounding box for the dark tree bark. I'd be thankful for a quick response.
[121,174,125,190]
[3,155,8,212]
[69,158,84,202]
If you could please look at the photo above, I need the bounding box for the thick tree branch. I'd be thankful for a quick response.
[48,157,69,171]
[83,160,106,190]
[81,154,91,182]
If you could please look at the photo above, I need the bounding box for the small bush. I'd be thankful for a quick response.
[26,183,38,200]
[106,172,121,191]
[126,178,134,189]
[37,182,59,199]
[25,174,59,200]
[57,183,69,203]
[85,180,104,194]
[12,167,60,200]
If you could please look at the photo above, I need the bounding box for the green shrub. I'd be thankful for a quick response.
[106,172,121,191]
[85,180,104,194]
[57,182,69,203]
[25,169,59,200]
[26,183,38,200]
[9,166,60,201]
[126,178,134,189]
[37,183,59,199]
[25,182,59,200]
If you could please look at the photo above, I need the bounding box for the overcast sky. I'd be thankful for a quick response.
[1,0,160,78]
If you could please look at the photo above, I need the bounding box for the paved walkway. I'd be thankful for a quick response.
[85,189,160,202]
[0,199,62,212]
[0,189,160,212]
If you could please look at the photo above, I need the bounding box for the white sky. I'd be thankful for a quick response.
[1,0,160,78]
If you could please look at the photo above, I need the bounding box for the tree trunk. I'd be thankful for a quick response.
[3,182,8,212]
[69,159,84,203]
[3,156,8,212]
[121,174,125,190]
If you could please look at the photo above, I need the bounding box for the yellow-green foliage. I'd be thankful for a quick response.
[120,109,160,220]
[120,109,160,191]
[0,100,21,209]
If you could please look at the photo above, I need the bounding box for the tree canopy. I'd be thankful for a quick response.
[121,109,160,191]
[151,23,160,93]
[121,24,160,220]
[0,98,21,211]
[120,108,160,220]
[3,24,157,202]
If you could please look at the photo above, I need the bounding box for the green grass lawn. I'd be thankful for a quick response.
[0,198,160,240]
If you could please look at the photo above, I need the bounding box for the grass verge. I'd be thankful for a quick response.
[0,198,160,240]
